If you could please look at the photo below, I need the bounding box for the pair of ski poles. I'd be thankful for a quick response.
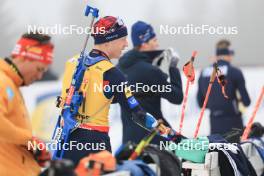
[184,59,263,140]
[193,61,229,138]
[178,53,229,138]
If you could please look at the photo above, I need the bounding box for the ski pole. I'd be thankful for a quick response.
[193,63,217,138]
[129,121,162,160]
[241,86,264,141]
[179,51,197,134]
[193,62,229,138]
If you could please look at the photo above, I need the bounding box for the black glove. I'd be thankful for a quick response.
[249,122,264,138]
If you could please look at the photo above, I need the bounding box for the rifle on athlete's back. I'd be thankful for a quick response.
[51,5,100,160]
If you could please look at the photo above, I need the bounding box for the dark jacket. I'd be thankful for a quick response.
[197,59,251,134]
[117,49,183,144]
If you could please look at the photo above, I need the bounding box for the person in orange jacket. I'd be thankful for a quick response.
[0,32,54,176]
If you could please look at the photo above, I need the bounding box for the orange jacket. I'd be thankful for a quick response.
[0,59,40,176]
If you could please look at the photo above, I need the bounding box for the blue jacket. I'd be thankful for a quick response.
[117,49,183,144]
[197,59,251,117]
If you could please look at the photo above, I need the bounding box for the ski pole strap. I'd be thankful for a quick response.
[183,51,197,82]
[188,51,197,77]
[241,86,264,141]
[214,63,229,98]
[210,63,218,82]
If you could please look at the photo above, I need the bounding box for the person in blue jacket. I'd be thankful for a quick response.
[197,39,251,135]
[57,17,182,165]
[117,21,183,145]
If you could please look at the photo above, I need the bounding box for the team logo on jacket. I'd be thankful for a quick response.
[6,87,14,100]
[127,96,139,109]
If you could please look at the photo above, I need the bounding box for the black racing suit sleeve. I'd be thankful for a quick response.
[103,67,186,142]
[232,68,251,106]
[103,67,149,130]
[150,66,183,104]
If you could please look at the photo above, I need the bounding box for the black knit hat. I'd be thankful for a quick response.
[92,16,128,44]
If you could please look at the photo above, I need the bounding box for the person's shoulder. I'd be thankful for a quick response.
[229,64,242,72]
[147,64,164,74]
[120,49,135,58]
[0,70,15,88]
[200,65,214,78]
[104,67,126,81]
[66,54,80,63]
[106,66,122,74]
[64,54,80,70]
[228,64,243,77]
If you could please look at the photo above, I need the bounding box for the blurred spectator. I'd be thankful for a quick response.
[197,39,251,135]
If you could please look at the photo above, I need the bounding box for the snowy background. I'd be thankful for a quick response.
[1,0,264,75]
[1,0,263,153]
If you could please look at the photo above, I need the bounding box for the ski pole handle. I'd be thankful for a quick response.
[187,51,197,77]
[85,6,99,17]
[191,51,197,62]
[210,63,218,82]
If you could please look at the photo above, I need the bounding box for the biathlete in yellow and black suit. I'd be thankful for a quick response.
[60,16,183,165]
